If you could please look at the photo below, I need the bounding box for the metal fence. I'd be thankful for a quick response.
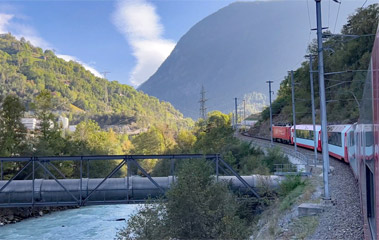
[249,139,316,175]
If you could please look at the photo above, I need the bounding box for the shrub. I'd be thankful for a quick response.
[278,174,305,197]
[262,147,290,172]
[116,159,251,240]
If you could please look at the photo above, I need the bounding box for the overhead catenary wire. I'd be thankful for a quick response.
[306,0,313,30]
[362,0,368,8]
[328,0,331,28]
[333,1,341,33]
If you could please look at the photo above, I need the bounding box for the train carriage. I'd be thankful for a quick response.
[290,125,321,151]
[327,125,352,163]
[354,24,378,240]
[347,123,359,177]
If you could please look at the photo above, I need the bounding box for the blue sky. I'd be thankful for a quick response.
[0,0,373,87]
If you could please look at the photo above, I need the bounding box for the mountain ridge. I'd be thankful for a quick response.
[0,33,192,130]
[139,1,312,119]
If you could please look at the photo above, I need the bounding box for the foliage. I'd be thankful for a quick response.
[115,201,168,240]
[262,147,290,173]
[175,129,197,153]
[117,159,251,240]
[32,90,67,156]
[0,95,27,156]
[259,4,379,125]
[278,174,305,197]
[279,184,306,212]
[194,111,236,153]
[0,33,193,130]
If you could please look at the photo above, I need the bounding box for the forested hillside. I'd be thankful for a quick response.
[0,34,192,130]
[257,4,378,128]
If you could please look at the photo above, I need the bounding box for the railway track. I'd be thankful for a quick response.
[239,132,318,166]
[238,131,364,239]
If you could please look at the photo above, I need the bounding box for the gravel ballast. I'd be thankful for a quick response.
[237,132,364,239]
[308,157,364,240]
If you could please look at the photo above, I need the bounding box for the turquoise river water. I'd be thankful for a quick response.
[0,204,138,240]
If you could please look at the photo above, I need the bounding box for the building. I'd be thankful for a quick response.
[21,118,37,131]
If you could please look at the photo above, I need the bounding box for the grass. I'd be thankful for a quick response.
[279,184,306,212]
[283,216,319,239]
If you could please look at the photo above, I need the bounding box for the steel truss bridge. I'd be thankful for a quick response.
[0,154,281,208]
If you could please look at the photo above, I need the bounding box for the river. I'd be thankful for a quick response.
[0,205,138,240]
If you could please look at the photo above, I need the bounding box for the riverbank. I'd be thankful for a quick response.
[0,206,77,226]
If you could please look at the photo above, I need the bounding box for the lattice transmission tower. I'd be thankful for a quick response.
[199,85,207,120]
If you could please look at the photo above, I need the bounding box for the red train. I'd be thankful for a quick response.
[271,25,379,239]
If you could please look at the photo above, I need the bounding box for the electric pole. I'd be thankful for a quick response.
[199,85,207,120]
[315,0,331,200]
[243,99,246,127]
[291,71,297,152]
[306,54,318,166]
[234,98,238,128]
[266,81,274,145]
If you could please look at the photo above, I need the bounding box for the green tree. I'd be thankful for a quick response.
[256,4,379,125]
[70,120,125,177]
[194,111,236,153]
[0,95,27,156]
[175,129,196,153]
[131,127,165,155]
[32,90,66,156]
[117,159,250,240]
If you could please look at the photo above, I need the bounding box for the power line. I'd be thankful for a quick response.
[333,1,341,33]
[328,0,331,28]
[362,0,368,8]
[306,0,313,30]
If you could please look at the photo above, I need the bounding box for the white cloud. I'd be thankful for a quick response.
[0,13,50,49]
[112,0,176,87]
[0,13,13,33]
[57,54,103,78]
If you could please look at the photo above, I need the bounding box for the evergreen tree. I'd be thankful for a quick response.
[0,95,27,156]
[32,90,66,156]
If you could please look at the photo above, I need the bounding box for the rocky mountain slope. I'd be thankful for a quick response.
[139,1,313,119]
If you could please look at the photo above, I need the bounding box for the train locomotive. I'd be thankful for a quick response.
[271,25,379,239]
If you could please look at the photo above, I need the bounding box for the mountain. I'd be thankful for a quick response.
[0,34,192,130]
[138,1,315,119]
[256,4,379,127]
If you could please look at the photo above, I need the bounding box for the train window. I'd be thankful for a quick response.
[366,132,374,147]
[366,165,376,237]
[349,131,355,146]
[328,132,342,147]
[296,129,314,140]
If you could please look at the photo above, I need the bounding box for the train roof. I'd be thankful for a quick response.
[327,124,352,132]
[291,125,321,130]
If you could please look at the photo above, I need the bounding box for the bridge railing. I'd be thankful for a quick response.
[0,154,260,208]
